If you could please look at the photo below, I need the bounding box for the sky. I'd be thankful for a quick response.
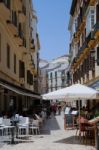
[33,0,72,61]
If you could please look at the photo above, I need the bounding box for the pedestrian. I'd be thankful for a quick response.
[58,105,61,115]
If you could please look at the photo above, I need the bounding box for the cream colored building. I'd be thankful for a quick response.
[68,0,99,108]
[0,0,41,114]
[39,59,49,94]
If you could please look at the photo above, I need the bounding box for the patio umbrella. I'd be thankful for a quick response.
[42,83,98,100]
[42,83,99,116]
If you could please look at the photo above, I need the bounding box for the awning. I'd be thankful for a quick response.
[0,79,41,99]
[89,80,99,91]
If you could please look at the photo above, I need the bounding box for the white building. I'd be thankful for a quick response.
[39,55,70,95]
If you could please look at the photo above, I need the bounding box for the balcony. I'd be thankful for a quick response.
[70,0,77,16]
[14,34,23,46]
[6,20,17,35]
[15,0,21,11]
[82,0,90,17]
[93,22,99,38]
[29,60,35,70]
[12,25,24,45]
[6,20,22,45]
[76,8,83,32]
[19,44,27,53]
[86,31,95,48]
[78,18,85,35]
[30,39,36,52]
[83,47,89,56]
[18,10,26,23]
[19,78,25,85]
[0,1,10,20]
[32,68,37,76]
[31,45,35,52]
[27,70,33,85]
[30,39,34,47]
[23,38,26,48]
[80,41,88,53]
[75,2,90,38]
[71,57,77,68]
[76,17,85,38]
[73,32,78,42]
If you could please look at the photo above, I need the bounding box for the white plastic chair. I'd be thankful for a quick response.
[0,117,3,126]
[3,119,14,136]
[29,119,40,135]
[0,127,4,135]
[18,117,29,136]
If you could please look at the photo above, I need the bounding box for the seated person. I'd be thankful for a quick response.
[34,114,43,126]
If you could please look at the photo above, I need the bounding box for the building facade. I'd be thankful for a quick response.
[68,0,99,107]
[0,0,40,113]
[39,55,70,95]
[69,0,99,86]
[39,59,49,94]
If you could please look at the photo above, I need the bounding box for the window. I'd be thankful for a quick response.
[18,23,23,38]
[75,18,77,32]
[7,44,10,68]
[19,60,25,78]
[5,0,11,9]
[96,5,99,22]
[91,9,94,28]
[0,34,1,61]
[86,7,95,36]
[12,11,17,27]
[14,54,16,73]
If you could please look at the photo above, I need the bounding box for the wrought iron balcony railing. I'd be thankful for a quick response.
[93,22,99,37]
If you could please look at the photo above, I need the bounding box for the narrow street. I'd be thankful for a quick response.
[0,113,96,150]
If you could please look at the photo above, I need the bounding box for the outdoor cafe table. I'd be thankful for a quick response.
[10,118,19,144]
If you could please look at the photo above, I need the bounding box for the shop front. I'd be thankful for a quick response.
[0,78,41,117]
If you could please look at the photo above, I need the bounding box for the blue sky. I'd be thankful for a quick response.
[33,0,72,61]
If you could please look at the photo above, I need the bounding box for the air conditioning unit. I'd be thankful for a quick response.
[19,78,25,84]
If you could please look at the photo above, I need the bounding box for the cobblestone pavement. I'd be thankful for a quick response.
[0,113,96,150]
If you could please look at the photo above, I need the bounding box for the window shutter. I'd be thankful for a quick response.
[96,5,99,22]
[27,70,30,84]
[19,61,25,78]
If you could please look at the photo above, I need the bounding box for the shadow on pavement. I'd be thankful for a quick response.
[54,135,95,146]
[40,115,60,135]
[0,136,34,146]
[3,140,34,145]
